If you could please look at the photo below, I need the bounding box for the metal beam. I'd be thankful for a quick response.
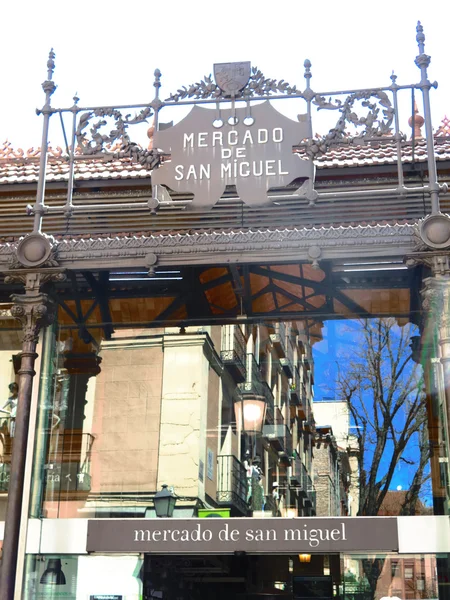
[82,271,114,339]
[250,265,371,316]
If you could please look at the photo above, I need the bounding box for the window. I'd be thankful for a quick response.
[391,560,399,578]
[404,562,414,579]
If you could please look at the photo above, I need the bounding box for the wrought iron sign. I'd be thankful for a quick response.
[13,22,450,272]
[153,102,311,209]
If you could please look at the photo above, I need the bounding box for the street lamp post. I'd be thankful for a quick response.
[234,391,268,513]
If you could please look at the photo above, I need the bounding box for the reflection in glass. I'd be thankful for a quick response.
[342,554,439,600]
[39,558,66,585]
[0,318,22,500]
[27,309,450,522]
[315,318,432,517]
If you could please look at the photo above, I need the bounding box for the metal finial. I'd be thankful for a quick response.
[71,93,79,112]
[390,71,398,88]
[415,20,430,72]
[154,69,161,89]
[47,49,55,80]
[42,50,57,99]
[416,21,425,53]
[303,59,312,86]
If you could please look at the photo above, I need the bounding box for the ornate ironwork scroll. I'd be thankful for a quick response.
[75,106,151,154]
[303,90,395,158]
[73,105,162,168]
[20,22,442,224]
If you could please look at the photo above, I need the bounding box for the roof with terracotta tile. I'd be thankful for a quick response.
[0,151,152,185]
[315,136,450,168]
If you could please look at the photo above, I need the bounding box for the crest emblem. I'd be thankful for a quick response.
[214,62,251,96]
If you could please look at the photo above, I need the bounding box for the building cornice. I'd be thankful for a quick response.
[162,332,223,376]
[0,223,416,271]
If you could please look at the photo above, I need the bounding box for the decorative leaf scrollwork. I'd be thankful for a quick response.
[311,95,343,111]
[116,143,162,170]
[76,106,153,155]
[165,67,300,103]
[306,90,395,158]
[166,74,221,103]
[243,68,299,98]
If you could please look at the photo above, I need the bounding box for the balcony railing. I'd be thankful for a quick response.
[45,460,92,492]
[303,414,315,434]
[263,424,284,452]
[289,367,301,405]
[305,382,311,417]
[296,380,309,419]
[217,454,248,515]
[1,430,95,494]
[263,407,292,460]
[280,337,295,378]
[269,322,286,358]
[291,459,315,502]
[45,431,95,493]
[304,474,316,514]
[291,457,305,488]
[237,354,274,415]
[221,325,246,383]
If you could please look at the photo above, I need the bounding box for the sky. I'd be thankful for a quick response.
[1,0,449,150]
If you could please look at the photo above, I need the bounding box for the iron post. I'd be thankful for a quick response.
[415,22,440,215]
[32,50,56,233]
[0,273,55,600]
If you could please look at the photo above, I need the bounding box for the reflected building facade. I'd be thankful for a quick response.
[32,321,319,521]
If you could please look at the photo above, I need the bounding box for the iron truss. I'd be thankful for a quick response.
[0,261,416,342]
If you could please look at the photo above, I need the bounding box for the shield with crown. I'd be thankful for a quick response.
[213,62,251,96]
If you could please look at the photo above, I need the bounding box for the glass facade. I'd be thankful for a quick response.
[13,283,449,599]
[22,553,444,600]
[0,317,23,516]
[26,311,449,522]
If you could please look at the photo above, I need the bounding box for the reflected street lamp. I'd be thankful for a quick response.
[154,484,177,518]
[234,393,267,435]
[40,559,66,585]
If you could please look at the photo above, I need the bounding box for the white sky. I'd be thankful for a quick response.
[1,0,449,149]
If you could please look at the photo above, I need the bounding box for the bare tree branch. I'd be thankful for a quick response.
[337,318,429,517]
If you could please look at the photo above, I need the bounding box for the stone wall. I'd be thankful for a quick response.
[91,334,164,494]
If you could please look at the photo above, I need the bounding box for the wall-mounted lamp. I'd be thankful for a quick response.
[298,554,311,563]
[154,484,177,518]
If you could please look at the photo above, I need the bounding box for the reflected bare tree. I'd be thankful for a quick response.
[338,318,429,515]
[337,318,430,598]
